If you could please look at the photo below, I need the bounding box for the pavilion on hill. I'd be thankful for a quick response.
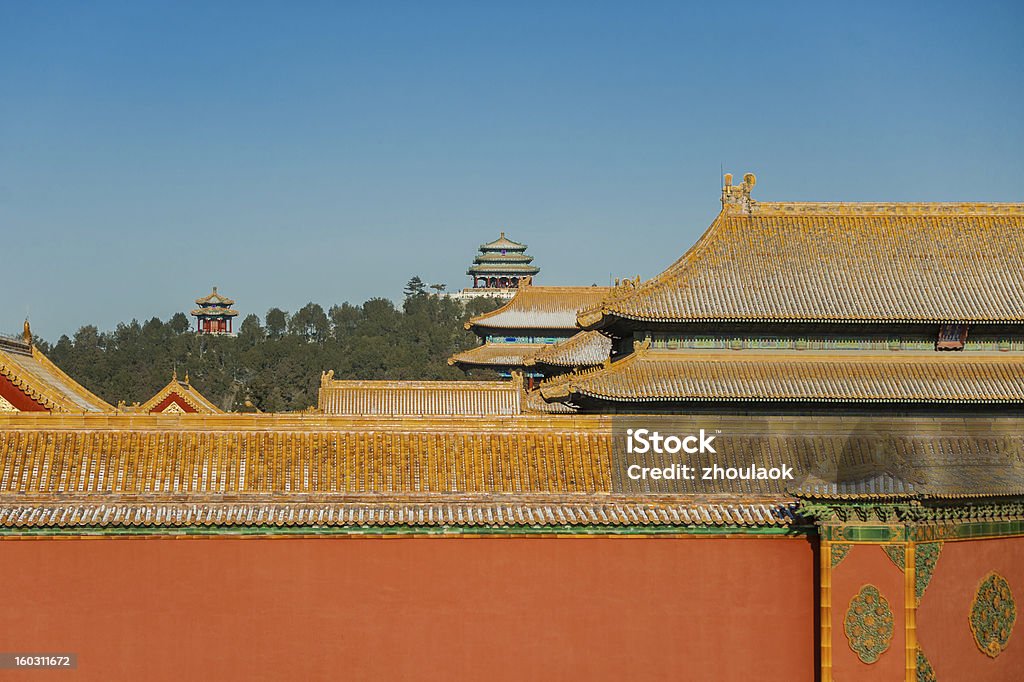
[467,232,539,289]
[450,232,540,301]
[191,286,238,335]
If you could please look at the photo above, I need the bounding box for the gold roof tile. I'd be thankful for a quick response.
[0,345,112,412]
[540,347,1024,403]
[580,200,1024,327]
[318,378,523,416]
[194,286,235,306]
[468,285,612,332]
[1,412,1020,531]
[449,343,548,368]
[524,330,612,368]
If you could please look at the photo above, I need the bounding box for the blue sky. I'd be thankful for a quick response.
[2,1,1022,340]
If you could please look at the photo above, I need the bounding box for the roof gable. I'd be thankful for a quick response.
[136,374,223,414]
[0,343,112,412]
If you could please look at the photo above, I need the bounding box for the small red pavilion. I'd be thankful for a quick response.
[191,287,238,335]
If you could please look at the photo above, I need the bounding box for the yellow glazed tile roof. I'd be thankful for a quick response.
[189,306,239,316]
[449,343,548,368]
[0,413,1020,529]
[318,378,523,416]
[194,286,235,306]
[579,200,1024,327]
[479,233,528,251]
[524,331,612,368]
[468,285,612,331]
[0,342,112,413]
[539,347,1024,403]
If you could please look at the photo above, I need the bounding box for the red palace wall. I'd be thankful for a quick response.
[830,544,907,681]
[918,536,1024,682]
[0,535,814,682]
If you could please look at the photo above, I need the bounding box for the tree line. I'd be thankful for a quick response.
[41,279,503,412]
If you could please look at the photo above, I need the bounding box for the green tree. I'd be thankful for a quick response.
[238,314,265,345]
[168,312,190,334]
[41,291,507,411]
[288,302,330,344]
[265,308,288,338]
[403,276,427,298]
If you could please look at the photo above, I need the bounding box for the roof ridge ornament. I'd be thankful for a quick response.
[615,275,640,289]
[22,319,31,347]
[722,172,757,213]
[632,335,652,354]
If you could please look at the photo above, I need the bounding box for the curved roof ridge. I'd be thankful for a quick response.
[581,197,1024,327]
[524,330,612,368]
[578,211,730,328]
[538,341,650,401]
[195,286,235,306]
[479,232,528,250]
[467,284,613,331]
[742,200,1024,217]
[0,346,113,412]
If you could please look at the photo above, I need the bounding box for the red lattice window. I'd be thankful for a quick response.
[937,323,968,350]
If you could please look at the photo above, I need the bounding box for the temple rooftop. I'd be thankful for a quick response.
[0,328,112,413]
[539,345,1024,405]
[131,372,223,414]
[466,284,612,332]
[579,177,1024,329]
[194,286,236,307]
[1,412,1019,531]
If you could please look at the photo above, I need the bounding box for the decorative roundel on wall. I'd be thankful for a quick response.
[970,572,1016,658]
[844,584,895,664]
